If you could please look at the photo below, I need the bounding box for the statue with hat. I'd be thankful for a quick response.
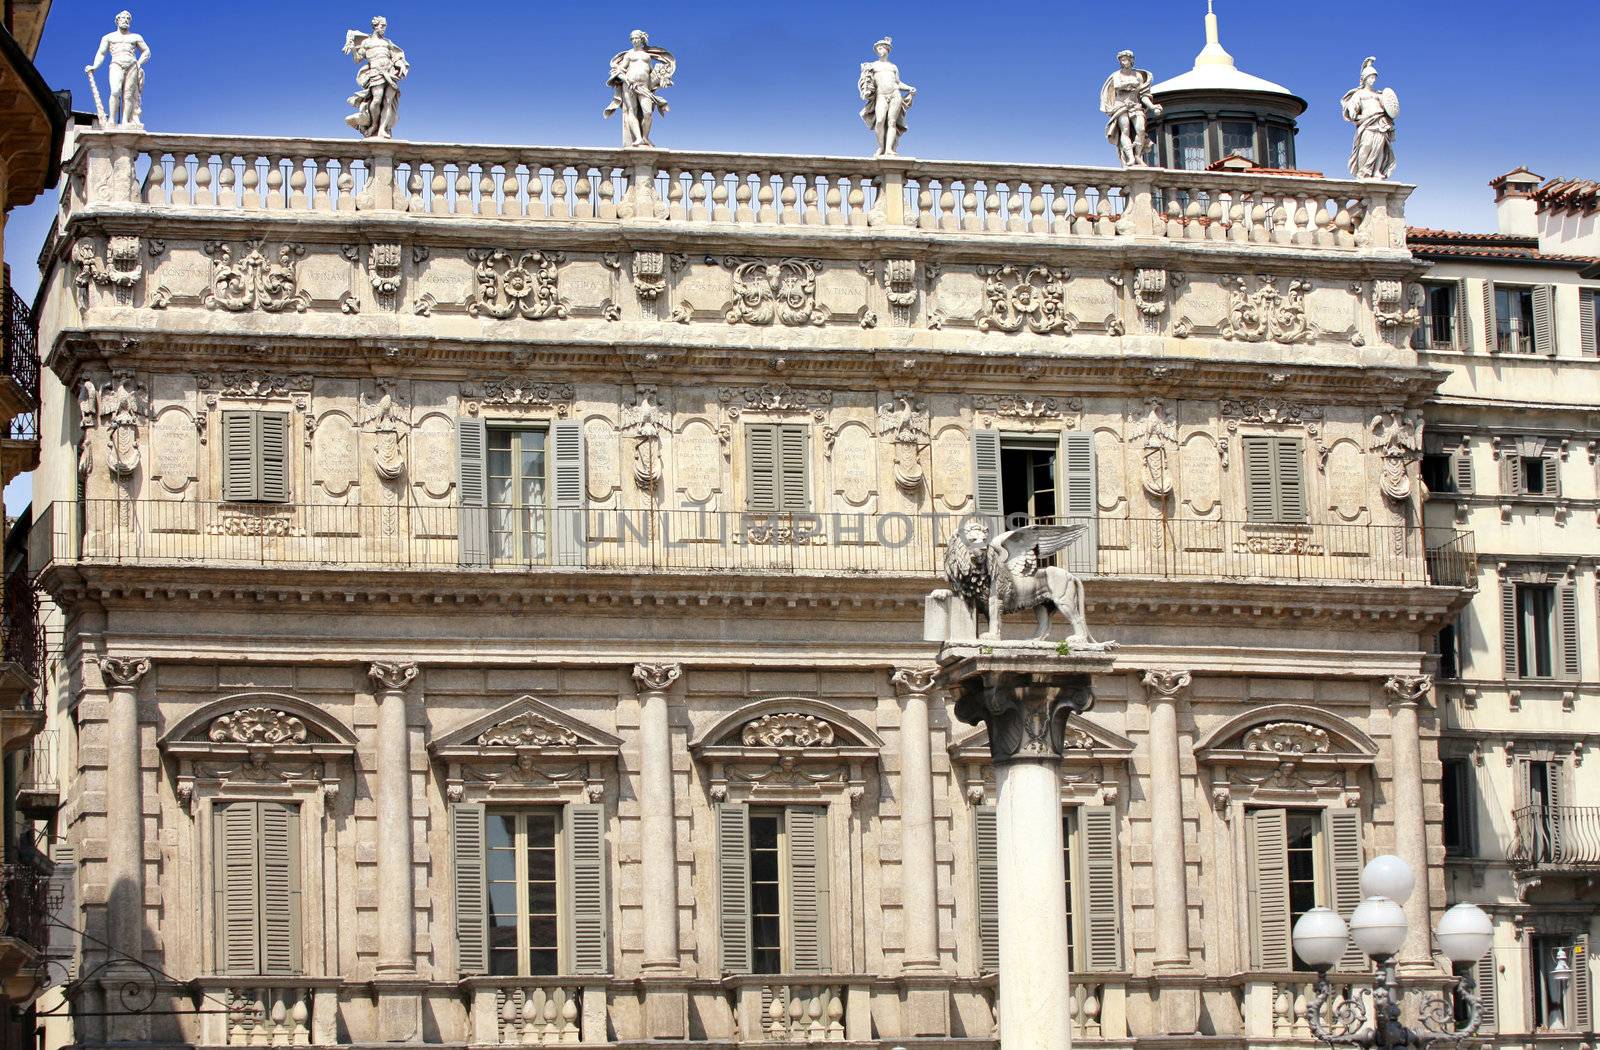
[1342,56,1400,179]
[859,37,916,157]
[1101,50,1162,167]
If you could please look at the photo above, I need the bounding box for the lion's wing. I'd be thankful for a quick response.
[993,524,1087,563]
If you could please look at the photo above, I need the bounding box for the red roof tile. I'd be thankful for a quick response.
[1404,227,1600,266]
[1532,178,1600,214]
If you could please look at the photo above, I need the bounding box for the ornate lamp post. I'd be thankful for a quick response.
[1290,855,1493,1048]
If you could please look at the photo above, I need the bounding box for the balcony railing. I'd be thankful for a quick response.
[1,562,42,684]
[0,266,39,441]
[1510,805,1600,872]
[0,863,49,951]
[65,130,1412,254]
[17,729,56,796]
[33,499,1474,589]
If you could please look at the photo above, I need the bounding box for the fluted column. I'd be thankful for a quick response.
[1384,674,1434,968]
[369,661,419,974]
[632,662,683,972]
[1142,670,1193,970]
[98,656,151,1043]
[892,666,942,972]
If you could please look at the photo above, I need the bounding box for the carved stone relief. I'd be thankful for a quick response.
[740,712,836,749]
[478,712,580,749]
[674,418,725,507]
[1220,275,1312,344]
[368,242,403,309]
[631,250,685,301]
[1325,438,1368,523]
[1094,427,1127,516]
[879,394,929,493]
[208,707,310,745]
[976,264,1075,334]
[621,387,670,492]
[884,258,917,327]
[1368,408,1422,503]
[719,384,833,421]
[1372,279,1420,331]
[312,412,360,504]
[1130,397,1177,501]
[828,421,875,507]
[361,379,407,483]
[202,240,311,313]
[466,248,569,320]
[1178,432,1222,517]
[73,236,144,306]
[931,424,971,510]
[971,394,1081,429]
[1220,398,1330,469]
[724,258,830,327]
[1242,722,1330,755]
[460,378,574,416]
[584,416,619,504]
[150,405,197,497]
[218,371,313,401]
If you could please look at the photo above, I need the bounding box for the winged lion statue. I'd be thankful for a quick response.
[941,518,1114,648]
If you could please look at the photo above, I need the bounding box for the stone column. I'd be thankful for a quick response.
[943,646,1115,1050]
[632,662,683,971]
[891,667,941,972]
[368,661,421,1041]
[99,656,151,1042]
[1384,674,1433,968]
[1142,670,1200,1034]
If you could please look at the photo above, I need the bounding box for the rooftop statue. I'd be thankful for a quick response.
[85,10,150,127]
[1100,50,1161,167]
[941,519,1114,649]
[605,29,676,148]
[343,16,409,140]
[1342,56,1399,179]
[858,37,916,157]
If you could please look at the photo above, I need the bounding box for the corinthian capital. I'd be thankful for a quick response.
[1141,669,1193,700]
[368,661,419,693]
[891,666,940,696]
[1383,674,1433,707]
[98,656,151,688]
[631,662,682,694]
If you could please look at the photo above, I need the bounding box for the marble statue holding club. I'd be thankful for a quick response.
[1101,50,1162,167]
[85,10,150,127]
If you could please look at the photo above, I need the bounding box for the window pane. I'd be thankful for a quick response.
[1174,123,1206,170]
[1518,584,1555,678]
[1521,457,1546,494]
[749,811,784,972]
[1286,811,1320,970]
[487,814,517,849]
[1221,121,1256,160]
[1266,126,1291,168]
[528,948,560,978]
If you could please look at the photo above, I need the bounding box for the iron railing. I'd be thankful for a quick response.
[1510,805,1600,872]
[0,265,39,440]
[33,499,1476,589]
[17,729,56,795]
[1,560,42,682]
[0,863,50,950]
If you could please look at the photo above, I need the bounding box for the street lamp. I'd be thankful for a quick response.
[1290,855,1492,1048]
[1548,947,1571,1030]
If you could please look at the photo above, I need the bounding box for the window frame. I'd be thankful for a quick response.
[1515,582,1557,680]
[485,423,552,564]
[1241,434,1308,525]
[484,807,569,978]
[1441,756,1476,857]
[1415,280,1458,350]
[220,409,291,504]
[1493,284,1536,354]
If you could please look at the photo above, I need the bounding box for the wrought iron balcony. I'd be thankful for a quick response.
[34,499,1474,589]
[0,862,49,952]
[16,729,57,814]
[1510,805,1600,874]
[1,560,42,683]
[0,265,39,448]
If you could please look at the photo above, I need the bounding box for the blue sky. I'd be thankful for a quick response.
[6,0,1599,513]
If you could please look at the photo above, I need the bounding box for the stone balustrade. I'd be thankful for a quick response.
[65,129,1410,254]
[728,979,871,1043]
[463,980,606,1046]
[1241,977,1366,1040]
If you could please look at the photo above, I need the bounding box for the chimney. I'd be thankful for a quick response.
[1490,167,1543,238]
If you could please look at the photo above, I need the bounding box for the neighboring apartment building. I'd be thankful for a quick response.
[1411,169,1600,1042]
[0,0,65,1047]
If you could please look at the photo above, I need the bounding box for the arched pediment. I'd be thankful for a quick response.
[1194,704,1378,760]
[161,691,358,749]
[431,694,622,756]
[690,697,883,753]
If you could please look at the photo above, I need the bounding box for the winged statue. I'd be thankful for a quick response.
[941,518,1114,648]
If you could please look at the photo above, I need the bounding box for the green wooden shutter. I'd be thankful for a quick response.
[565,803,609,975]
[1480,280,1496,351]
[777,424,810,511]
[745,425,778,512]
[258,802,301,975]
[1274,438,1306,522]
[1580,290,1598,357]
[456,418,490,567]
[258,412,291,503]
[1501,579,1521,678]
[974,805,999,973]
[1243,436,1276,523]
[785,806,829,973]
[451,802,488,976]
[1325,809,1365,972]
[550,419,587,566]
[1532,285,1556,355]
[1453,278,1470,350]
[1473,951,1498,1032]
[222,411,259,502]
[1452,444,1475,494]
[1248,809,1293,971]
[1080,804,1123,972]
[216,802,262,975]
[716,803,753,975]
[971,429,1003,518]
[1558,582,1581,681]
[1060,432,1098,574]
[1573,934,1591,1031]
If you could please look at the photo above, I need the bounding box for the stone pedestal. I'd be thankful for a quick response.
[941,643,1115,1050]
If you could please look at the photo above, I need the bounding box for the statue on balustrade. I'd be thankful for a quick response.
[85,10,150,127]
[343,16,409,140]
[1100,50,1161,167]
[858,37,916,157]
[1342,56,1399,180]
[605,30,676,148]
[940,519,1113,649]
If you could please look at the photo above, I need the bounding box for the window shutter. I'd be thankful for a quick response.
[450,802,488,976]
[258,412,291,503]
[1248,809,1293,971]
[1548,762,1567,862]
[1452,444,1475,494]
[784,806,830,973]
[745,425,778,512]
[1274,437,1306,522]
[1080,804,1123,972]
[974,805,1000,973]
[258,802,301,975]
[716,803,753,975]
[1557,582,1581,680]
[1500,579,1520,678]
[216,803,262,975]
[1499,448,1522,496]
[1325,809,1365,972]
[970,429,1003,519]
[777,424,810,512]
[456,418,490,568]
[550,419,587,566]
[1544,453,1562,498]
[1573,934,1591,1031]
[1414,287,1432,350]
[1473,951,1498,1032]
[1059,432,1099,574]
[1580,290,1598,357]
[222,411,259,502]
[1243,436,1277,523]
[1480,280,1496,351]
[1532,284,1556,355]
[1453,278,1470,350]
[565,803,609,975]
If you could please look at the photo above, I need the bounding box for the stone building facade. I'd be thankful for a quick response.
[22,113,1490,1049]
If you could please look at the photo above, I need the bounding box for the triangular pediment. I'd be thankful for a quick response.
[432,695,622,753]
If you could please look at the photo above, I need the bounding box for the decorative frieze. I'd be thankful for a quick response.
[719,383,833,421]
[368,242,403,308]
[208,707,309,745]
[1372,279,1419,330]
[1242,722,1330,755]
[724,258,830,327]
[1220,274,1312,344]
[1219,397,1329,467]
[884,257,917,327]
[72,236,144,305]
[631,249,685,301]
[972,393,1082,428]
[976,264,1075,334]
[740,712,836,749]
[218,370,313,399]
[460,378,575,416]
[202,240,311,313]
[466,248,569,320]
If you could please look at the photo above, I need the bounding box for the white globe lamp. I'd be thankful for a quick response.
[1360,855,1415,905]
[1293,906,1350,970]
[1349,895,1409,960]
[1434,902,1493,964]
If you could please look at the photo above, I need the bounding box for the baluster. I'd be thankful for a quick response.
[141,152,166,204]
[216,154,238,208]
[284,158,305,210]
[1290,196,1310,245]
[1072,187,1093,236]
[826,989,845,1041]
[702,171,723,222]
[548,167,570,219]
[169,155,190,205]
[269,993,288,1045]
[1002,182,1023,232]
[846,179,867,228]
[1025,184,1047,234]
[768,990,787,1038]
[597,171,618,220]
[778,174,799,224]
[756,171,777,223]
[250,989,271,1045]
[470,166,493,217]
[664,169,686,220]
[1203,193,1223,240]
[241,156,262,210]
[933,182,954,232]
[1246,196,1266,242]
[521,991,539,1045]
[806,989,825,1040]
[500,991,519,1043]
[264,155,285,210]
[734,174,755,223]
[290,996,308,1045]
[560,991,579,1044]
[1096,186,1116,235]
[520,166,542,219]
[686,173,707,221]
[308,161,329,212]
[787,989,805,1041]
[190,154,214,207]
[980,183,1000,231]
[444,162,466,215]
[575,172,597,218]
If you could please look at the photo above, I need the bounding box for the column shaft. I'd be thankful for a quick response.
[898,687,940,970]
[996,760,1073,1050]
[1148,693,1192,969]
[639,686,679,970]
[105,679,145,957]
[375,679,416,973]
[1388,698,1430,964]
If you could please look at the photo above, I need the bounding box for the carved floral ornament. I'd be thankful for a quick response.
[741,712,836,749]
[719,383,833,422]
[203,240,312,313]
[208,707,310,745]
[73,236,144,304]
[724,257,830,327]
[977,263,1076,335]
[460,377,575,417]
[466,248,569,320]
[1242,722,1331,755]
[1220,274,1313,344]
[162,697,356,811]
[431,698,621,803]
[477,712,579,749]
